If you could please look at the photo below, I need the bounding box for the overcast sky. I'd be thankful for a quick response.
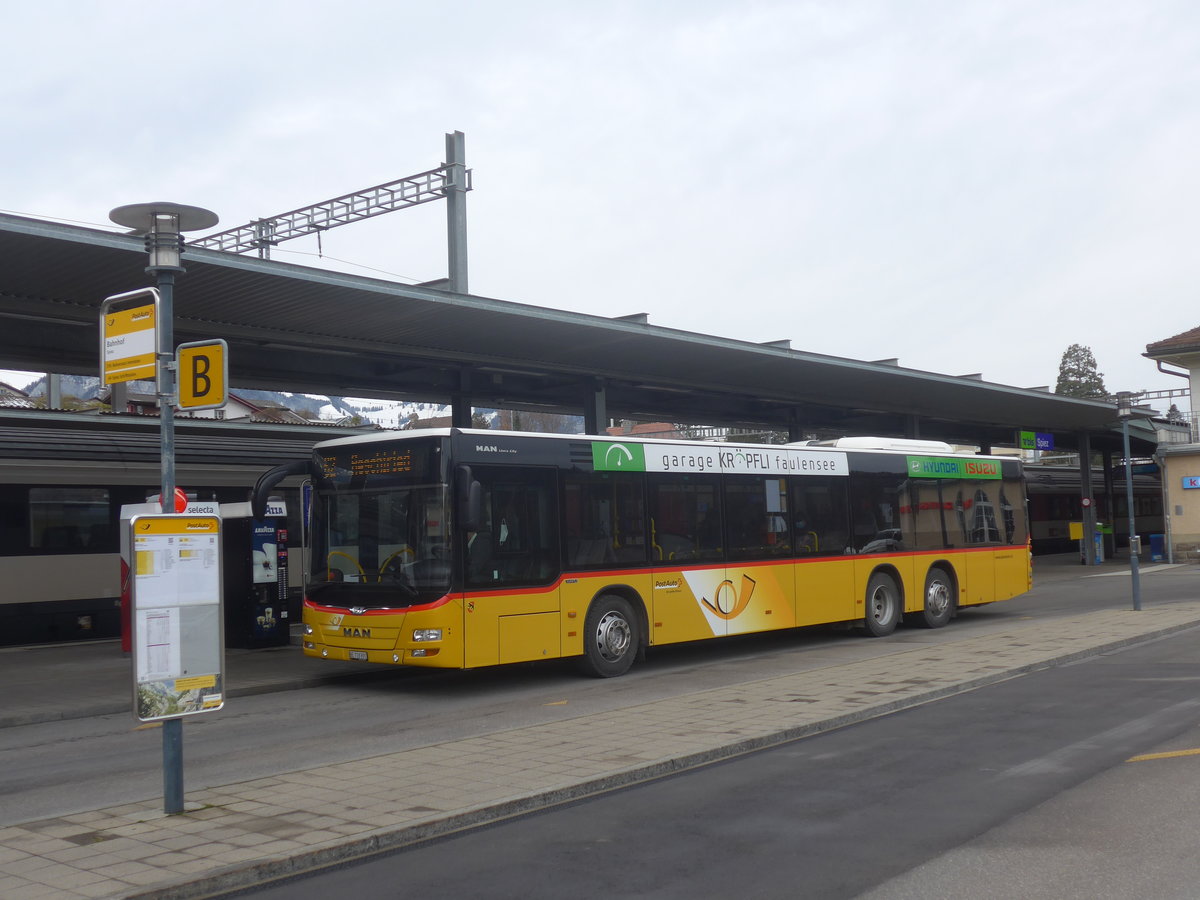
[3,0,1198,404]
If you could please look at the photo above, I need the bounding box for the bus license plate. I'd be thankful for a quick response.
[349,650,368,661]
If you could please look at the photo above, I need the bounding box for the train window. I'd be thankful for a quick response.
[0,487,24,555]
[29,487,111,553]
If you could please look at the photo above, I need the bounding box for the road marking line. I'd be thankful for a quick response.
[1127,748,1200,762]
[1003,701,1200,777]
[1086,564,1186,578]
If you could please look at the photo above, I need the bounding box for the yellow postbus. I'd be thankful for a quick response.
[254,430,1031,677]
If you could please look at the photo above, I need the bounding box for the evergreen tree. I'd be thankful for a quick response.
[1054,344,1108,399]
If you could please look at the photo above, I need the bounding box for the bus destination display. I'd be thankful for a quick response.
[318,443,437,483]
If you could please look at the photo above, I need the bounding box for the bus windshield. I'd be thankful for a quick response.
[309,484,451,608]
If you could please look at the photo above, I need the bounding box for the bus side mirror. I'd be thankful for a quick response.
[455,465,483,532]
[252,460,313,519]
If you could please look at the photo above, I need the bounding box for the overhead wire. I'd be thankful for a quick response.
[0,206,426,284]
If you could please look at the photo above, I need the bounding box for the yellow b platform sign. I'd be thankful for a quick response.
[177,339,228,411]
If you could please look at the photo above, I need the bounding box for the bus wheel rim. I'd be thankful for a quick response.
[870,586,892,623]
[927,580,950,616]
[596,610,631,661]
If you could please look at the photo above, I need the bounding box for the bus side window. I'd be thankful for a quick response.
[724,476,790,560]
[564,471,647,568]
[1002,477,1028,546]
[467,467,559,588]
[847,472,907,554]
[946,479,1003,546]
[790,476,850,557]
[648,475,722,563]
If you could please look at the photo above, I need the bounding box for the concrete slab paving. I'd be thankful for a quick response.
[2,592,1199,898]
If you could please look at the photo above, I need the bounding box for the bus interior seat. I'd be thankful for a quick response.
[656,533,693,561]
[568,537,613,566]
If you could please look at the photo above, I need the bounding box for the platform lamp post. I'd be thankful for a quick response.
[109,202,219,815]
[1115,391,1142,612]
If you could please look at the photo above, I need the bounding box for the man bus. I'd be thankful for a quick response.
[253,430,1030,677]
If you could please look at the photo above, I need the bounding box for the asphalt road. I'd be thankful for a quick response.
[1,560,1194,826]
[229,623,1200,900]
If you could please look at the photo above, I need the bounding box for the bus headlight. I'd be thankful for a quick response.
[304,624,313,635]
[412,628,442,642]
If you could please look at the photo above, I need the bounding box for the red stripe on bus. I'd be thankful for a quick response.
[304,594,454,615]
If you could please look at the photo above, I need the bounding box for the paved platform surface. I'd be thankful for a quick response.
[2,555,1198,899]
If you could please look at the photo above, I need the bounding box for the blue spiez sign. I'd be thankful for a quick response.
[1019,431,1055,451]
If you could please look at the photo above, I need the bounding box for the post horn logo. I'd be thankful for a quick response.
[700,573,757,620]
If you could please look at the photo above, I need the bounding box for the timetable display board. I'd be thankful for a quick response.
[130,514,224,721]
[100,287,160,386]
[317,439,441,487]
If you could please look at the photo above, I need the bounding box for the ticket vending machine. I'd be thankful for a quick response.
[221,499,290,649]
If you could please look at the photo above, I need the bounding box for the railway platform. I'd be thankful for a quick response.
[2,554,1198,899]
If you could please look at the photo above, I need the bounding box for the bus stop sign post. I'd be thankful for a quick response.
[109,202,219,815]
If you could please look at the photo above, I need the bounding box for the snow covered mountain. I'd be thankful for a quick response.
[18,374,498,429]
[16,374,598,433]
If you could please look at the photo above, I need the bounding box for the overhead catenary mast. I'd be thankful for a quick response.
[192,131,471,292]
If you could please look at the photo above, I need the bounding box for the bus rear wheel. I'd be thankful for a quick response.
[580,595,638,678]
[917,566,955,628]
[862,572,900,637]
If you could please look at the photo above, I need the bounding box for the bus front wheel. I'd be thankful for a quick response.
[580,595,639,678]
[862,572,900,637]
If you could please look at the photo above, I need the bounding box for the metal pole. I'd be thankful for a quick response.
[162,715,184,814]
[1122,418,1142,610]
[110,202,216,818]
[445,131,469,293]
[157,269,177,515]
[1078,433,1097,564]
[155,267,184,814]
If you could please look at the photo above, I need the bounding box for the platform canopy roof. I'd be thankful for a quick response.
[0,211,1137,452]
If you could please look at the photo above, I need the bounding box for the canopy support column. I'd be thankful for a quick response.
[787,409,804,443]
[1079,433,1098,565]
[584,379,607,436]
[451,370,473,429]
